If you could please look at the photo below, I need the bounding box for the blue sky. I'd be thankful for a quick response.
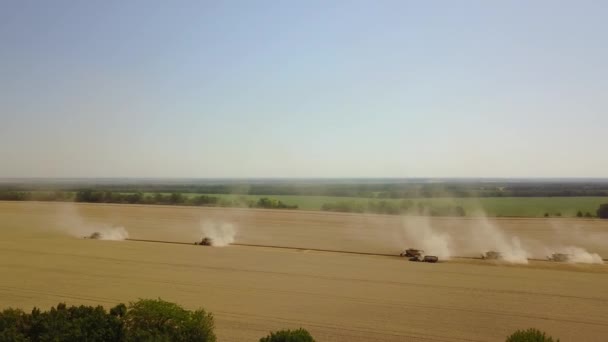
[1,0,606,177]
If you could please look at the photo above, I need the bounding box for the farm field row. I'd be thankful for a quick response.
[0,202,607,341]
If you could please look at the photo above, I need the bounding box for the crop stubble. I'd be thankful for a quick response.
[0,202,607,341]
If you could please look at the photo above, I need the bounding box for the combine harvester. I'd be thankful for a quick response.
[400,248,423,258]
[481,251,503,260]
[409,255,439,263]
[400,248,438,263]
[84,232,102,239]
[547,253,571,262]
[194,237,213,246]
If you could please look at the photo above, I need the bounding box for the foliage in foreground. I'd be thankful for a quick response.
[259,328,315,342]
[506,328,559,342]
[0,299,215,342]
[123,298,215,342]
[0,300,563,342]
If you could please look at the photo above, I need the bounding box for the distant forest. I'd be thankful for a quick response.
[1,179,608,198]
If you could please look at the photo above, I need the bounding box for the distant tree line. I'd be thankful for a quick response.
[574,210,595,218]
[321,200,466,217]
[73,191,298,209]
[4,180,608,198]
[0,190,299,210]
[3,190,607,218]
[545,205,608,219]
[0,191,72,202]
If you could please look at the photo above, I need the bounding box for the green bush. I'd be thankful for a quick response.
[0,303,123,342]
[0,308,28,341]
[124,299,215,342]
[0,299,215,342]
[506,328,559,342]
[259,328,315,342]
[598,203,608,219]
[253,197,298,209]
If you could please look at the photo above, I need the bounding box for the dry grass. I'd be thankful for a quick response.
[0,201,607,341]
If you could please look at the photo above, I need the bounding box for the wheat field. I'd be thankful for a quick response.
[0,202,607,341]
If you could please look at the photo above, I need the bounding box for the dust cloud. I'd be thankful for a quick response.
[462,213,529,264]
[562,246,604,264]
[401,216,452,259]
[396,208,604,264]
[53,204,129,241]
[200,220,236,247]
[546,221,606,264]
[399,213,529,263]
[90,226,130,240]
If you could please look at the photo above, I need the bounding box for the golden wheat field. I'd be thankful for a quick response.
[0,201,607,341]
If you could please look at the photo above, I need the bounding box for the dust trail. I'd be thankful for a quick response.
[199,220,236,247]
[546,220,606,263]
[53,204,129,241]
[90,226,129,240]
[462,213,529,264]
[401,215,451,258]
[396,207,531,263]
[561,246,604,264]
[544,245,604,264]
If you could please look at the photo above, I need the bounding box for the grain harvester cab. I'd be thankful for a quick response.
[482,251,503,260]
[400,248,424,257]
[195,237,213,246]
[85,232,102,239]
[548,253,570,262]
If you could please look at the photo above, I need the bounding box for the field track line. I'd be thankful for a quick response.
[124,238,608,262]
[125,238,402,257]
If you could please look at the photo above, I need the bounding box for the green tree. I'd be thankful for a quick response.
[192,195,219,206]
[0,308,28,341]
[576,210,583,217]
[23,303,123,342]
[169,193,185,205]
[254,198,297,210]
[152,193,163,203]
[125,192,144,204]
[399,199,413,211]
[123,299,215,342]
[505,328,559,342]
[453,206,466,217]
[259,328,315,342]
[597,204,608,219]
[110,303,127,318]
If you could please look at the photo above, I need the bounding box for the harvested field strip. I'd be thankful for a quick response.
[125,238,608,262]
[126,238,396,257]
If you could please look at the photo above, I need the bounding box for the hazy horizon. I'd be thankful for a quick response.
[1,1,606,178]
